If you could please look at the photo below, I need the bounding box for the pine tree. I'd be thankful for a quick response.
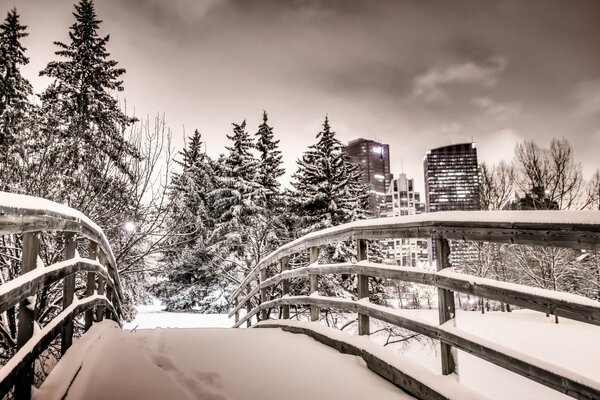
[39,0,138,193]
[290,116,371,313]
[255,111,284,207]
[209,120,262,280]
[0,7,32,148]
[292,115,370,233]
[154,130,227,312]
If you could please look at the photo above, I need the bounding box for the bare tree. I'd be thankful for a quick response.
[512,138,584,209]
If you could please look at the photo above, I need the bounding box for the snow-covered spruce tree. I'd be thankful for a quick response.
[34,0,149,318]
[290,116,376,319]
[208,120,262,297]
[255,111,285,207]
[153,130,226,312]
[39,0,138,209]
[0,8,33,150]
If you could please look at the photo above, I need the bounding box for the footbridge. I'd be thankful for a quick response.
[0,193,599,399]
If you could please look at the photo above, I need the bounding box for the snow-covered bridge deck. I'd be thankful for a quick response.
[35,322,418,400]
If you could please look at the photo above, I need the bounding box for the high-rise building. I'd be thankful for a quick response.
[344,138,392,216]
[423,143,480,265]
[423,143,480,212]
[384,173,428,267]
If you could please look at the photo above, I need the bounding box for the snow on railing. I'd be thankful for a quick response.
[0,192,123,399]
[229,211,600,400]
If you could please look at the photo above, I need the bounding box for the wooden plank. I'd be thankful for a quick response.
[228,284,260,318]
[281,256,290,319]
[309,246,319,322]
[234,299,239,324]
[84,241,98,331]
[242,260,600,328]
[0,259,114,315]
[260,268,268,321]
[435,237,456,376]
[105,286,114,320]
[357,239,369,336]
[15,232,39,400]
[61,233,76,355]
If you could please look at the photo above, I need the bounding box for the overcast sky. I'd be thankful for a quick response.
[5,0,600,192]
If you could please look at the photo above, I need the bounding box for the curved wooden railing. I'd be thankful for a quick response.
[0,192,123,399]
[229,211,600,400]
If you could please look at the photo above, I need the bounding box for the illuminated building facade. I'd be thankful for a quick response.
[384,173,428,266]
[423,143,480,212]
[344,138,392,216]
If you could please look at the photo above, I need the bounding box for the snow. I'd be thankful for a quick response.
[123,302,233,330]
[37,322,415,400]
[0,191,101,235]
[384,309,600,400]
[0,295,108,385]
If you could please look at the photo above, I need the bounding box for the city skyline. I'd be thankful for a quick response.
[6,0,600,194]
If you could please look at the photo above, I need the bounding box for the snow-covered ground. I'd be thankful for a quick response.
[35,304,600,400]
[123,301,233,330]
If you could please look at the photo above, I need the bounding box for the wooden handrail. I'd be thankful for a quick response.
[230,211,600,399]
[0,193,123,399]
[0,295,116,397]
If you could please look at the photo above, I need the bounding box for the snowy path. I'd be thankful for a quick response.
[35,322,413,400]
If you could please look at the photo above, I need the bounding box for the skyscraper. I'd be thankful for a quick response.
[384,173,428,267]
[344,138,392,216]
[423,143,480,212]
[423,143,480,264]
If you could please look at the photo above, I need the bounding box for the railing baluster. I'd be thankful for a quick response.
[84,241,98,331]
[105,285,114,320]
[309,246,319,322]
[234,299,239,324]
[61,233,76,355]
[281,256,290,319]
[245,283,252,327]
[260,267,268,320]
[96,251,107,322]
[435,237,457,375]
[15,232,40,400]
[356,239,370,335]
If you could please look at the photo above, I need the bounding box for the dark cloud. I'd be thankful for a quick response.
[4,0,600,192]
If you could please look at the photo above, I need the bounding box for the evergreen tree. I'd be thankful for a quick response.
[154,130,227,312]
[290,116,371,312]
[0,7,32,148]
[209,120,261,281]
[292,115,369,234]
[39,0,138,203]
[255,111,284,206]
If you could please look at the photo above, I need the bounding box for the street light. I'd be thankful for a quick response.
[124,221,136,233]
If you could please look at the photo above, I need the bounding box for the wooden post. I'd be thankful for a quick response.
[260,268,268,321]
[234,299,239,324]
[281,256,290,319]
[309,246,319,322]
[245,283,252,328]
[84,241,98,331]
[105,285,114,320]
[96,251,107,322]
[435,237,457,375]
[15,232,39,400]
[357,239,370,336]
[61,233,76,355]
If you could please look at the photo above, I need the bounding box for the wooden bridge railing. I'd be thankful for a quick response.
[0,193,123,399]
[229,211,600,400]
